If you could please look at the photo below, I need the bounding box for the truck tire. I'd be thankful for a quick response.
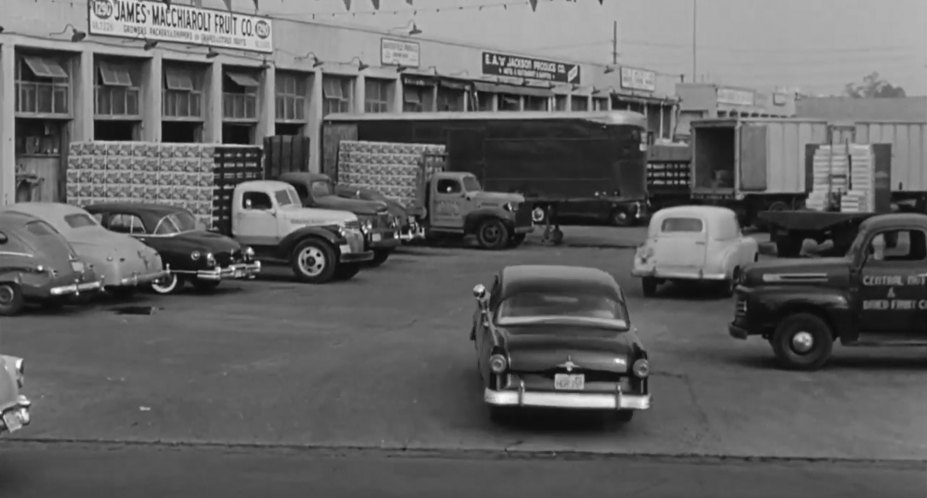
[0,282,25,316]
[334,263,362,281]
[641,277,658,297]
[369,248,393,268]
[508,233,527,248]
[476,218,510,250]
[291,238,337,284]
[770,313,834,371]
[610,208,632,227]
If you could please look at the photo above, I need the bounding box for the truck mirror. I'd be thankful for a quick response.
[0,232,7,244]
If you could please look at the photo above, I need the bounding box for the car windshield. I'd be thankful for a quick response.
[154,212,198,235]
[462,176,482,192]
[64,213,98,229]
[495,292,628,329]
[275,189,300,208]
[311,181,333,197]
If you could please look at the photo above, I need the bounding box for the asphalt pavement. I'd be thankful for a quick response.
[2,226,925,496]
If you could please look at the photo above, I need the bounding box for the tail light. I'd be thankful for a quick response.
[632,358,650,378]
[489,354,508,374]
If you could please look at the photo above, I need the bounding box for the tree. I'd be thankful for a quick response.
[844,72,907,98]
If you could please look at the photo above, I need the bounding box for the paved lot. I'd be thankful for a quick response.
[2,226,925,465]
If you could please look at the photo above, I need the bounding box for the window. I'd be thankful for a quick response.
[154,212,198,235]
[15,53,70,115]
[323,76,353,116]
[554,95,567,111]
[95,59,140,117]
[496,292,628,328]
[109,213,147,234]
[163,65,203,119]
[403,86,430,112]
[867,230,927,262]
[275,189,299,207]
[436,179,461,194]
[524,96,548,111]
[437,80,468,111]
[661,217,704,233]
[593,97,609,111]
[571,97,588,111]
[90,213,104,224]
[476,92,494,111]
[64,213,98,229]
[311,181,332,198]
[498,94,520,111]
[462,176,482,192]
[223,71,260,120]
[24,220,58,236]
[365,78,391,113]
[243,192,273,210]
[276,72,307,122]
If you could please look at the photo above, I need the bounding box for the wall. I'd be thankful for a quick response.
[674,83,796,139]
[796,96,927,122]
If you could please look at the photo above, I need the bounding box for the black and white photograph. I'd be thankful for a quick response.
[0,0,925,496]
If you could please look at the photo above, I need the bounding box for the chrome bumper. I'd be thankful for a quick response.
[0,395,31,434]
[196,261,262,281]
[49,279,104,296]
[631,267,727,281]
[484,388,651,411]
[399,223,426,241]
[116,268,170,287]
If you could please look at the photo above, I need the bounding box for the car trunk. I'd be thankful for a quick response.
[652,233,708,269]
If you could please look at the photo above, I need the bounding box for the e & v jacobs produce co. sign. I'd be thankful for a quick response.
[482,51,581,84]
[88,0,273,53]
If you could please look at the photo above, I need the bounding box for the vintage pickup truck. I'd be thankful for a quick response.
[729,213,927,370]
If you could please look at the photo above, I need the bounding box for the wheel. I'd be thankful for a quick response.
[720,267,740,297]
[0,283,25,316]
[191,279,221,293]
[531,206,548,225]
[334,263,362,281]
[368,249,392,268]
[615,410,635,423]
[770,313,834,370]
[508,233,527,248]
[641,277,658,297]
[291,239,337,284]
[549,228,564,245]
[150,272,181,295]
[476,218,510,250]
[610,208,632,227]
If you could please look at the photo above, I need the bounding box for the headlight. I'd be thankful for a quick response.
[337,226,348,238]
[503,202,515,212]
[362,219,373,233]
[35,265,46,273]
[632,358,650,378]
[14,358,24,387]
[244,246,255,259]
[205,252,216,266]
[489,354,508,374]
[191,250,202,261]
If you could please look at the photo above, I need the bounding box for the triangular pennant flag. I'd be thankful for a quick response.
[161,0,170,6]
[370,0,380,9]
[406,0,413,4]
[529,0,538,11]
[253,0,259,10]
[221,0,232,10]
[342,0,351,10]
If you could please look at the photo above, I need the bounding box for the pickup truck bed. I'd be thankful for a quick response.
[759,210,876,257]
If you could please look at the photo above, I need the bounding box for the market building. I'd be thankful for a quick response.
[674,83,796,140]
[0,0,679,205]
[795,96,927,122]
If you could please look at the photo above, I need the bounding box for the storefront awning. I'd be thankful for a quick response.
[402,75,435,87]
[23,55,68,79]
[473,81,553,98]
[226,71,260,88]
[439,78,471,91]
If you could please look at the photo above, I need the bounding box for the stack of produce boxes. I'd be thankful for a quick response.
[336,140,446,210]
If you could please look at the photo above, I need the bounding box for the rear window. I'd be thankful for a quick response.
[25,220,57,236]
[64,213,98,229]
[661,217,703,233]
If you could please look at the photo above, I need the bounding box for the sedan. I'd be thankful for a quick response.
[470,265,652,423]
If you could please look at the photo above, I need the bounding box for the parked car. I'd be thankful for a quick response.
[334,183,427,242]
[631,205,759,297]
[470,265,652,423]
[5,203,167,296]
[0,211,103,315]
[84,203,261,294]
[0,353,30,435]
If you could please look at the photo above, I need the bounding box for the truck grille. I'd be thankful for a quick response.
[344,220,361,231]
[515,204,533,227]
[735,297,747,317]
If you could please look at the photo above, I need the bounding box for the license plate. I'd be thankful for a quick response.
[339,244,352,254]
[234,269,244,278]
[372,233,382,242]
[71,261,84,272]
[2,411,23,433]
[554,374,585,390]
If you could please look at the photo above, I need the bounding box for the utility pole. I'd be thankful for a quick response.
[612,20,618,65]
[691,0,697,82]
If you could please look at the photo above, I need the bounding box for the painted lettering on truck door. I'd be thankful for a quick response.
[858,228,927,335]
[431,177,466,229]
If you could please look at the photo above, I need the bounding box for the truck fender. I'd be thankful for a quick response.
[756,287,856,340]
[464,208,515,234]
[279,226,342,258]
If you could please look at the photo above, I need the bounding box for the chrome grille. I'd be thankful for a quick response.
[344,220,361,231]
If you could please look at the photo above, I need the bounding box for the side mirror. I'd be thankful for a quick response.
[0,232,7,244]
[472,284,487,300]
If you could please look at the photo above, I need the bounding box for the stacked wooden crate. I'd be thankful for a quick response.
[336,141,446,210]
[806,143,876,213]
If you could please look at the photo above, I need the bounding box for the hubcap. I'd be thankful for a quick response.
[0,285,13,305]
[482,224,501,243]
[531,207,545,223]
[298,247,326,276]
[791,331,815,353]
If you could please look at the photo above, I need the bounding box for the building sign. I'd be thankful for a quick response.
[773,93,787,106]
[88,0,273,53]
[717,87,755,107]
[861,273,927,310]
[381,38,420,67]
[619,67,656,92]
[481,51,580,84]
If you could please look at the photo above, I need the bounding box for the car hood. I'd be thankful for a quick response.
[473,191,526,207]
[280,207,358,227]
[313,195,388,215]
[498,325,639,374]
[742,257,852,288]
[151,230,243,253]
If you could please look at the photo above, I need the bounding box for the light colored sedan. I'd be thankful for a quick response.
[6,203,168,295]
[631,205,759,297]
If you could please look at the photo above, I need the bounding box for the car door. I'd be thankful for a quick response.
[235,191,279,245]
[857,228,926,335]
[431,178,466,230]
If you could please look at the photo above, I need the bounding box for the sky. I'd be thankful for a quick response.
[261,0,927,96]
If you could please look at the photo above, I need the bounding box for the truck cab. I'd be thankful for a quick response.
[425,171,534,250]
[729,213,927,370]
[277,172,401,266]
[230,180,373,283]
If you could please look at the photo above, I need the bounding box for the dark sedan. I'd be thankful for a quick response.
[470,265,651,423]
[84,203,260,294]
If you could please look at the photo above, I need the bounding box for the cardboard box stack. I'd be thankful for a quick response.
[336,140,446,210]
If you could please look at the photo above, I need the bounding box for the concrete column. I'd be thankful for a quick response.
[393,77,403,112]
[0,43,15,205]
[307,69,324,173]
[203,61,222,143]
[354,74,365,113]
[659,104,665,139]
[490,94,498,111]
[565,94,572,111]
[70,48,95,142]
[256,66,275,142]
[141,51,162,142]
